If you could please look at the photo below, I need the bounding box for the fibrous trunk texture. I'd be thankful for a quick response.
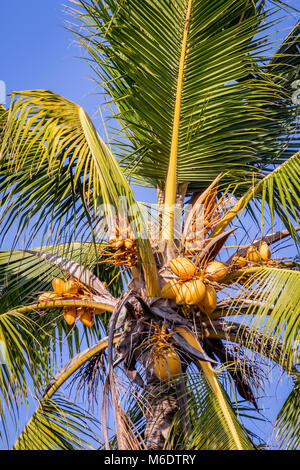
[144,381,179,450]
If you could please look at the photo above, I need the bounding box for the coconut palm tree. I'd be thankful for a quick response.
[0,0,299,450]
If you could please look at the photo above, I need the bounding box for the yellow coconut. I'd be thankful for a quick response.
[77,308,95,327]
[124,238,134,250]
[169,257,197,280]
[259,241,271,261]
[38,292,59,302]
[115,239,124,249]
[204,261,228,282]
[94,308,105,315]
[64,279,79,294]
[153,348,181,382]
[176,279,206,305]
[161,279,181,299]
[63,307,77,326]
[198,285,217,315]
[246,246,261,263]
[232,256,247,268]
[52,277,66,294]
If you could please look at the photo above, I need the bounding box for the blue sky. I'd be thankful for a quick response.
[0,0,299,449]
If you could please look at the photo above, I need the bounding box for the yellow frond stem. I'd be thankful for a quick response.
[8,300,115,316]
[163,0,193,241]
[176,326,243,450]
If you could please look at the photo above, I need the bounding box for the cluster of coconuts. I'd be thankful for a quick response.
[108,228,137,267]
[38,277,100,327]
[232,241,272,268]
[161,257,228,315]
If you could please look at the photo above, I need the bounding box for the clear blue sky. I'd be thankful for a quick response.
[0,0,299,449]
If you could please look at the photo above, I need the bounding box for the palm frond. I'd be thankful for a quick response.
[0,243,121,359]
[0,102,94,248]
[269,19,300,88]
[228,266,300,369]
[211,151,300,242]
[274,373,300,450]
[175,326,251,449]
[0,91,160,295]
[13,395,102,450]
[0,243,121,314]
[72,0,298,191]
[0,244,120,444]
[171,370,254,450]
[0,309,52,445]
[12,334,120,450]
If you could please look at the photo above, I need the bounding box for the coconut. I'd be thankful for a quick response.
[63,307,77,326]
[176,279,206,305]
[169,257,197,280]
[232,256,247,268]
[64,279,79,294]
[259,241,271,261]
[153,348,181,382]
[198,285,217,315]
[161,279,181,299]
[77,308,94,327]
[52,277,66,294]
[115,239,124,249]
[246,246,261,263]
[204,261,228,282]
[124,238,134,250]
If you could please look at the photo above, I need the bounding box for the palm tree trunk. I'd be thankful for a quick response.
[144,379,179,450]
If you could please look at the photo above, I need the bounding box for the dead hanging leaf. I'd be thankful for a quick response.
[197,227,237,264]
[172,332,218,363]
[124,365,144,388]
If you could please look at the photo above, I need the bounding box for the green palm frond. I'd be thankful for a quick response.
[0,243,122,371]
[13,334,118,450]
[114,367,255,450]
[172,370,254,450]
[173,326,250,449]
[0,309,53,445]
[229,266,300,369]
[73,0,297,190]
[269,19,300,87]
[0,91,159,295]
[274,373,300,450]
[0,103,94,248]
[0,243,119,441]
[0,90,125,239]
[211,151,300,242]
[13,395,102,450]
[0,243,121,313]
